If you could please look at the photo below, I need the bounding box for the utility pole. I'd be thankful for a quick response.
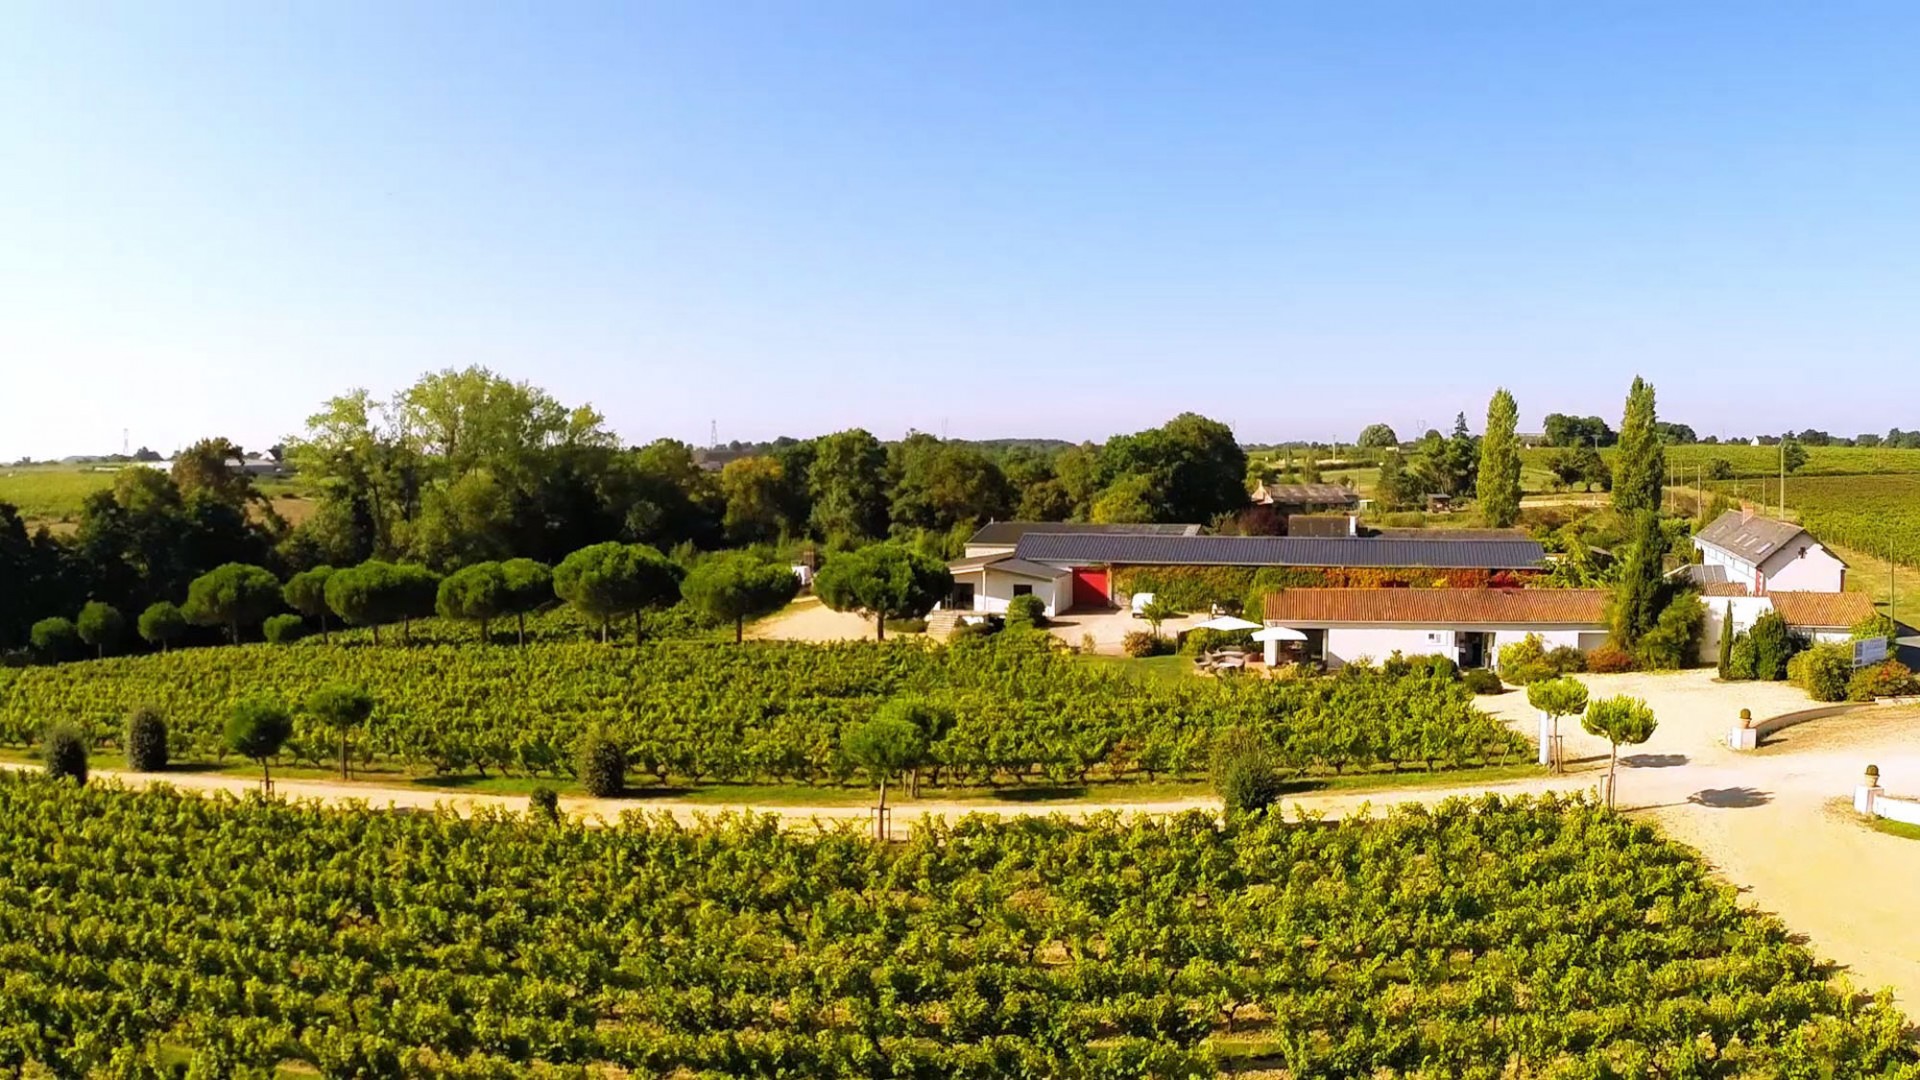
[1779,437,1786,518]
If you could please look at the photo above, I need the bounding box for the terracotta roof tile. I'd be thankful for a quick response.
[1768,591,1875,629]
[1263,588,1609,626]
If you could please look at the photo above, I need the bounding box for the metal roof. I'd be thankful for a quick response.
[1256,483,1359,506]
[946,554,1070,581]
[966,520,1204,545]
[1012,533,1548,570]
[1263,588,1609,626]
[1695,510,1810,563]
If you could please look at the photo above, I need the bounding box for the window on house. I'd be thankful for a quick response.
[1011,584,1033,597]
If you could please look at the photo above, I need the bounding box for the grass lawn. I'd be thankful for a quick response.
[0,465,118,521]
[1071,652,1197,683]
[1869,815,1920,842]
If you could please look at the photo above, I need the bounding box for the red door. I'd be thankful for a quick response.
[1070,566,1110,609]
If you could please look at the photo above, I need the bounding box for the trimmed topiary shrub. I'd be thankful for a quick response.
[529,786,561,823]
[42,724,89,784]
[124,706,169,772]
[1209,728,1281,815]
[1462,668,1505,695]
[262,614,307,646]
[1585,643,1636,674]
[578,730,627,798]
[30,617,79,662]
[1726,634,1756,680]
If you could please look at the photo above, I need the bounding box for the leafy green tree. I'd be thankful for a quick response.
[41,723,89,784]
[680,553,800,643]
[224,697,293,792]
[1374,450,1415,512]
[1706,458,1735,481]
[124,706,168,772]
[1100,413,1248,524]
[842,713,926,826]
[1582,695,1657,808]
[170,436,260,508]
[1747,611,1798,681]
[262,613,306,645]
[183,563,283,644]
[283,566,336,643]
[621,439,724,551]
[1210,728,1281,815]
[1526,677,1589,773]
[306,683,375,779]
[813,543,953,641]
[499,558,553,645]
[888,435,1013,533]
[553,542,684,644]
[75,601,126,659]
[1088,474,1156,523]
[1356,424,1399,450]
[808,429,890,541]
[718,456,792,544]
[873,696,955,797]
[1781,437,1809,475]
[388,563,442,644]
[1139,598,1180,636]
[1609,511,1666,651]
[1574,443,1612,492]
[1612,376,1664,515]
[437,561,508,641]
[324,561,398,644]
[528,786,561,823]
[30,616,79,660]
[137,601,187,652]
[1476,388,1522,527]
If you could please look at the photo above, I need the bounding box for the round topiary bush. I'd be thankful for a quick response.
[124,706,169,772]
[30,617,79,661]
[42,724,89,785]
[1004,594,1048,630]
[529,785,561,823]
[262,614,307,646]
[1209,728,1281,815]
[1461,668,1506,695]
[577,731,627,799]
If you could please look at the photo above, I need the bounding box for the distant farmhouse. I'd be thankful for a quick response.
[1686,509,1846,595]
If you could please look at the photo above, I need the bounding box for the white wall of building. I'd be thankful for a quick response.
[1488,628,1590,655]
[1758,544,1846,593]
[942,569,1071,617]
[1695,596,1774,663]
[1281,624,1601,669]
[1697,543,1759,592]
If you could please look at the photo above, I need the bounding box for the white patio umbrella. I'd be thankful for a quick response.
[1192,615,1263,632]
[1250,626,1307,642]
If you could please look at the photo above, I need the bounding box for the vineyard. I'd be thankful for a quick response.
[0,777,1911,1077]
[1782,475,1920,570]
[0,637,1524,786]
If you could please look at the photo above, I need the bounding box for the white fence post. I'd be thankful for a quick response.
[1856,764,1883,818]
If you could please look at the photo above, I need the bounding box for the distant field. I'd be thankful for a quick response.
[0,464,309,526]
[1521,443,1920,482]
[1779,474,1920,570]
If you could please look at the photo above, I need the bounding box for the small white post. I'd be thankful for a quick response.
[1856,764,1883,818]
[1537,710,1553,767]
[1727,707,1758,751]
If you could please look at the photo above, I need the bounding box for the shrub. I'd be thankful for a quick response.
[262,614,307,646]
[883,617,930,635]
[30,617,79,661]
[1635,595,1704,671]
[1747,612,1798,682]
[42,724,89,784]
[1585,643,1636,674]
[137,601,188,652]
[124,706,169,772]
[1209,728,1281,815]
[1462,668,1506,695]
[1545,646,1587,675]
[1497,634,1556,686]
[578,730,627,798]
[76,601,126,658]
[1122,631,1173,658]
[1726,634,1756,680]
[529,786,561,823]
[947,621,995,642]
[1181,627,1254,655]
[1787,644,1852,703]
[1003,594,1048,630]
[1849,660,1918,702]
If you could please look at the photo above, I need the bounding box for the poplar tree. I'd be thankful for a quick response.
[1476,389,1522,527]
[1613,377,1663,515]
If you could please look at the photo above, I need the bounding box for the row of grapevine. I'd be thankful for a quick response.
[1785,475,1920,569]
[0,637,1522,784]
[0,777,1909,1077]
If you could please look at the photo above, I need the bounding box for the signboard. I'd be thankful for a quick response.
[1854,637,1889,668]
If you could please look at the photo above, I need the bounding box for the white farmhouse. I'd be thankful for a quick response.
[1260,588,1612,670]
[1692,510,1845,596]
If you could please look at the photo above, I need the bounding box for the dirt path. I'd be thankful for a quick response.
[746,597,878,643]
[15,669,1920,1004]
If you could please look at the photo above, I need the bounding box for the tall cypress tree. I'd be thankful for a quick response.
[1611,510,1667,649]
[1716,602,1735,679]
[1476,389,1522,527]
[1613,377,1663,516]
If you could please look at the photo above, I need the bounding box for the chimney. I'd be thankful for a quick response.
[1740,503,1755,523]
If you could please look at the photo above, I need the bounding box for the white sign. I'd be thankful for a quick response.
[1854,637,1889,668]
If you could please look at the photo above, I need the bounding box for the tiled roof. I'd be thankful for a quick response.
[1769,591,1875,629]
[967,520,1204,545]
[1014,533,1548,570]
[1695,511,1809,563]
[1263,588,1610,626]
[1257,483,1360,506]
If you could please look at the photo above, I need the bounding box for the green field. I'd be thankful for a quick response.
[3,777,1911,1076]
[0,464,122,521]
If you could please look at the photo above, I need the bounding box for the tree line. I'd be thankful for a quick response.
[2,367,1252,652]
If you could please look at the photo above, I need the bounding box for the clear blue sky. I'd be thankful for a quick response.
[5,2,1920,460]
